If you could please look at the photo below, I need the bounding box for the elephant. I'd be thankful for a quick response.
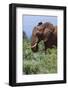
[31,22,57,52]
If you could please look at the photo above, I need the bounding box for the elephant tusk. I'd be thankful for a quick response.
[31,43,37,48]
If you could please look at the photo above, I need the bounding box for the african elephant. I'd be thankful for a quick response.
[31,22,57,52]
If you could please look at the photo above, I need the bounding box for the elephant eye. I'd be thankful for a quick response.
[38,29,42,31]
[36,32,39,37]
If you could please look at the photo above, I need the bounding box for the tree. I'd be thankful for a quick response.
[23,31,27,39]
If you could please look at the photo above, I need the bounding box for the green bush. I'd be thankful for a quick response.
[23,39,57,74]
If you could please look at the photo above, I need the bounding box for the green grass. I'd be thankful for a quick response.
[23,39,57,75]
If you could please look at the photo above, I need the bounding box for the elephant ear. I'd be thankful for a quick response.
[51,26,57,34]
[43,28,52,42]
[44,22,55,33]
[52,26,57,36]
[49,24,55,33]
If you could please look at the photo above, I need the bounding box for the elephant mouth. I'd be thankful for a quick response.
[44,38,48,42]
[31,43,38,52]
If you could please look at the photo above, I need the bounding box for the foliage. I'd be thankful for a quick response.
[23,38,57,75]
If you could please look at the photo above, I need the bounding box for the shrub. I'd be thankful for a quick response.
[23,39,57,74]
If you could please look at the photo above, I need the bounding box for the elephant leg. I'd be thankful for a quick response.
[44,42,53,54]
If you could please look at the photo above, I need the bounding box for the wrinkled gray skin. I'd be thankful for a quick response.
[31,22,57,52]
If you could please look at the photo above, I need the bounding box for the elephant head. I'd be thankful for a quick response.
[31,22,57,52]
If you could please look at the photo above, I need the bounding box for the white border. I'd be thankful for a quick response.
[16,8,64,83]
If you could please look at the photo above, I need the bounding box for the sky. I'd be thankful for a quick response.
[23,15,57,38]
